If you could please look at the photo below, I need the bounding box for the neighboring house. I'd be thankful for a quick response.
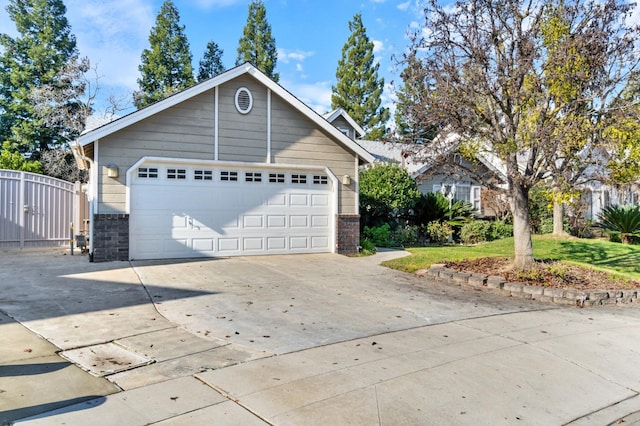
[323,108,365,141]
[363,139,508,217]
[72,63,374,262]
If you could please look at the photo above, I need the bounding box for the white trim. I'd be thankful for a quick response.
[94,140,99,214]
[75,63,374,164]
[234,86,253,114]
[214,86,219,161]
[267,89,272,163]
[354,156,360,215]
[125,156,338,256]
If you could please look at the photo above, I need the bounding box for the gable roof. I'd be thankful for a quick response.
[361,141,426,175]
[410,133,507,181]
[74,63,374,164]
[362,134,507,182]
[323,108,366,139]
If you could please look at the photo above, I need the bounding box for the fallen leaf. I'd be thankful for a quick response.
[170,396,178,401]
[23,348,32,353]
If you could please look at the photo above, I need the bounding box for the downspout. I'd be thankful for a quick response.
[71,142,96,261]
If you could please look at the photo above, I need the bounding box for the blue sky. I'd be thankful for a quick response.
[0,0,426,117]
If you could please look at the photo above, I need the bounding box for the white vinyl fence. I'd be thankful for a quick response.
[0,170,89,249]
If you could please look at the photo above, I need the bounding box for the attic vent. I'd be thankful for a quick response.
[235,87,253,114]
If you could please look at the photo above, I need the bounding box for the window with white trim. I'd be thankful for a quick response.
[269,173,285,183]
[138,167,158,178]
[433,183,482,212]
[221,171,238,182]
[245,172,262,182]
[194,170,213,181]
[313,175,328,185]
[167,168,186,179]
[291,174,307,184]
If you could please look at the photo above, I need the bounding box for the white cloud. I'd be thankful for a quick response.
[67,0,155,90]
[397,1,411,11]
[278,48,315,64]
[372,39,384,54]
[282,78,333,114]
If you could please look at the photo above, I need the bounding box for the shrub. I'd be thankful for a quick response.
[488,220,513,240]
[529,184,553,234]
[360,163,421,228]
[359,239,377,255]
[391,224,422,247]
[460,220,491,244]
[426,221,452,244]
[413,192,449,225]
[597,205,640,244]
[362,224,392,247]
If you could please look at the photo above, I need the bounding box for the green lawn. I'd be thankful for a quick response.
[382,235,640,281]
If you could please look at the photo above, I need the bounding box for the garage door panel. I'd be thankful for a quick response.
[267,194,287,206]
[311,215,329,228]
[267,215,286,228]
[290,237,309,249]
[218,238,240,252]
[311,194,329,206]
[130,164,334,260]
[243,237,264,251]
[289,193,308,206]
[243,215,264,228]
[192,238,215,252]
[311,236,329,249]
[290,215,308,228]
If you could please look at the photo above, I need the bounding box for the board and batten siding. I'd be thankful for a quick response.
[218,76,268,163]
[97,91,216,212]
[94,74,359,215]
[270,95,357,215]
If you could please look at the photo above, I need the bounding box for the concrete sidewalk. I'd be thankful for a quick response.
[2,248,640,425]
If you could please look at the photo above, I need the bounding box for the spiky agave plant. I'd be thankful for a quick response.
[597,205,640,244]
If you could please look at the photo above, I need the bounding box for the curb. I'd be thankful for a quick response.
[421,265,639,307]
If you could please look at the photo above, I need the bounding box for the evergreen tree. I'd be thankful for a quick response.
[394,53,437,143]
[0,0,81,157]
[332,13,389,140]
[134,0,194,109]
[236,0,278,82]
[197,40,225,82]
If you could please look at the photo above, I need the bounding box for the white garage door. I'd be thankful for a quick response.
[129,162,335,260]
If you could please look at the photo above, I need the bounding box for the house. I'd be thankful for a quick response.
[323,108,365,141]
[72,63,374,262]
[362,137,508,217]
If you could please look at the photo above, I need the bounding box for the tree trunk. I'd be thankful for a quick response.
[553,199,565,235]
[511,182,534,271]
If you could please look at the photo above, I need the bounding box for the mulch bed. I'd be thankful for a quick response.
[444,257,640,290]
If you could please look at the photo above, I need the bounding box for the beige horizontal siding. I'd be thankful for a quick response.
[270,94,357,214]
[94,75,360,215]
[218,76,268,162]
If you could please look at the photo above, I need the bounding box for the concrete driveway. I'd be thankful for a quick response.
[1,248,640,425]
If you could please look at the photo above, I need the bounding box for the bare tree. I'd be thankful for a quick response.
[404,0,640,270]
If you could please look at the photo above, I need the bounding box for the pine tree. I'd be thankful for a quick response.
[197,40,225,82]
[236,0,278,82]
[0,0,81,156]
[394,53,437,143]
[332,13,389,140]
[134,0,194,109]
